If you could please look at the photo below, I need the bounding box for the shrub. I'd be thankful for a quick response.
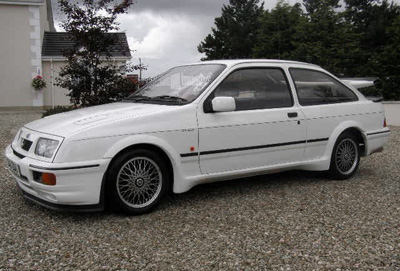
[358,85,383,98]
[31,75,46,90]
[42,106,76,118]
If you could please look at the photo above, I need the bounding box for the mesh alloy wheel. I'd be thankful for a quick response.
[107,149,170,215]
[335,138,358,175]
[116,157,163,209]
[329,132,360,180]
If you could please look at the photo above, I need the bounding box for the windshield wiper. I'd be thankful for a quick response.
[124,95,152,101]
[151,95,188,102]
[124,95,187,104]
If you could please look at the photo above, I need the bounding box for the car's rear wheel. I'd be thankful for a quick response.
[107,149,169,215]
[329,132,360,180]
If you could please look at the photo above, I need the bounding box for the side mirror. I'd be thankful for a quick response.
[212,96,236,112]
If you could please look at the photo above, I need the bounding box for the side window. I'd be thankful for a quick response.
[212,68,293,111]
[290,68,358,106]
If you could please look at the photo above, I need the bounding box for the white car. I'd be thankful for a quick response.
[5,60,390,214]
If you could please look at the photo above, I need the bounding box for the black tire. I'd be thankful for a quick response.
[106,149,170,215]
[328,132,360,180]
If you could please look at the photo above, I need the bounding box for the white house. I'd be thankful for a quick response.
[0,0,131,109]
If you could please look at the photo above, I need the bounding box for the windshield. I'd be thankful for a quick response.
[127,64,226,104]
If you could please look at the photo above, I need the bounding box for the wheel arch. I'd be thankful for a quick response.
[324,121,367,160]
[103,135,181,193]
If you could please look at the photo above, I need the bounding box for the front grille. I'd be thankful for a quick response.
[21,138,33,151]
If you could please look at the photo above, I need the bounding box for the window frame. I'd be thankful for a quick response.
[203,67,295,113]
[289,68,359,107]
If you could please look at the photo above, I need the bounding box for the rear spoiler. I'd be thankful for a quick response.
[341,77,383,102]
[341,77,379,89]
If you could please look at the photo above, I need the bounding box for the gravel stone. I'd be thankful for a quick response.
[0,112,399,270]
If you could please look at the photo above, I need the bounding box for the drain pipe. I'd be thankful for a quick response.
[50,58,54,109]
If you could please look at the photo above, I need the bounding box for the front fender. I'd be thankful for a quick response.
[104,134,181,164]
[103,134,186,192]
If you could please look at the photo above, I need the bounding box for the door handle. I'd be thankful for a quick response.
[287,112,298,118]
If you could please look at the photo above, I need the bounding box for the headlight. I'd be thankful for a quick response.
[35,138,59,158]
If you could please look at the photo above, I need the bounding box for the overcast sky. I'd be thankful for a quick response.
[118,0,292,78]
[52,0,295,78]
[52,0,398,78]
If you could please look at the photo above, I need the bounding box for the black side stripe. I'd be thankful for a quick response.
[180,152,198,158]
[307,137,330,143]
[367,130,390,136]
[180,137,329,158]
[29,164,100,171]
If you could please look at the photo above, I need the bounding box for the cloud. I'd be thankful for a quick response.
[133,0,229,15]
[50,0,333,77]
[116,2,231,77]
[122,12,207,77]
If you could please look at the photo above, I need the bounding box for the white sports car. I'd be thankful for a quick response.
[5,60,390,214]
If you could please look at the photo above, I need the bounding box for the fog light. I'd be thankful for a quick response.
[33,171,56,186]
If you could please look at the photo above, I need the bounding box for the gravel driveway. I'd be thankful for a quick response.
[0,112,399,271]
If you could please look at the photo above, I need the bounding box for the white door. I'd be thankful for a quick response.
[197,67,307,174]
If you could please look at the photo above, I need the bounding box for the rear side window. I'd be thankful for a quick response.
[290,68,358,106]
[212,68,293,111]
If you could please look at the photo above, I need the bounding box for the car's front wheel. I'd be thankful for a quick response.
[106,149,169,215]
[329,132,360,180]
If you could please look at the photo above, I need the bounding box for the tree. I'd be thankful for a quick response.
[198,0,264,60]
[344,0,400,75]
[252,1,305,59]
[56,0,138,107]
[378,16,400,100]
[278,0,361,76]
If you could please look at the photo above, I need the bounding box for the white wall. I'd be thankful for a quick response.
[0,1,53,108]
[383,102,400,127]
[0,4,33,107]
[42,60,70,107]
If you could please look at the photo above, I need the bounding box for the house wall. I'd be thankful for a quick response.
[0,1,51,109]
[42,60,70,107]
[39,0,50,40]
[0,4,34,107]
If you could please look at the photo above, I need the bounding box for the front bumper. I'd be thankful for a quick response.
[4,145,111,211]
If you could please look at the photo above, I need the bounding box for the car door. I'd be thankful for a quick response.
[197,65,307,174]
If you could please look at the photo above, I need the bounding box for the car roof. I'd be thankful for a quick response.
[190,59,321,69]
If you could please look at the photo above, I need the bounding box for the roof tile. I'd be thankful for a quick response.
[42,32,131,58]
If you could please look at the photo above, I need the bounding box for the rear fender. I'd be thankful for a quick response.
[322,121,366,160]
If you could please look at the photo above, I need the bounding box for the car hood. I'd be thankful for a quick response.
[25,102,175,137]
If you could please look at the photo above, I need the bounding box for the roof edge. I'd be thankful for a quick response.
[0,0,44,5]
[42,56,132,61]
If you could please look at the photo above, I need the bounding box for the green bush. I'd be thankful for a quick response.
[42,106,76,118]
[358,85,383,98]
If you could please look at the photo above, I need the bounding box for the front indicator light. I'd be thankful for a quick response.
[42,173,56,186]
[33,171,56,186]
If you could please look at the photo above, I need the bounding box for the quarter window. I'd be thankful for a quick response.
[290,68,358,106]
[212,68,293,111]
